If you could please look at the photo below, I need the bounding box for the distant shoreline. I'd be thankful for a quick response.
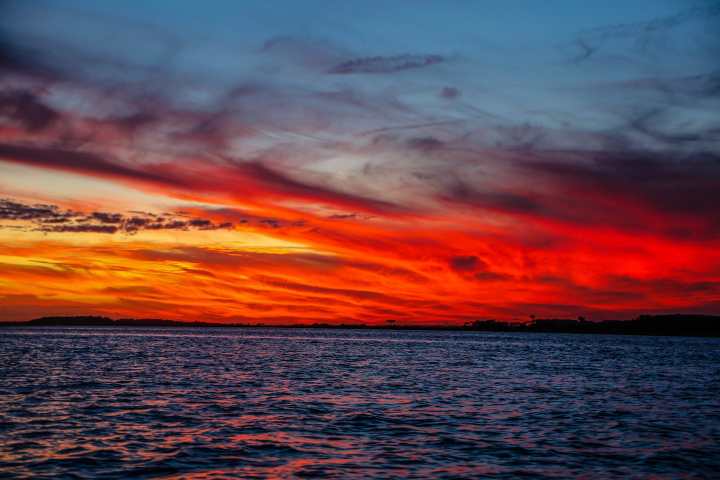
[1,314,719,337]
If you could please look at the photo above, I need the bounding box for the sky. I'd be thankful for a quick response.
[0,0,719,324]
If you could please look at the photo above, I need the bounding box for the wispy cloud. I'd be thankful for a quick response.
[0,0,718,322]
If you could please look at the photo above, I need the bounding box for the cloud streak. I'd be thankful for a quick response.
[0,0,718,322]
[329,54,444,74]
[0,198,233,234]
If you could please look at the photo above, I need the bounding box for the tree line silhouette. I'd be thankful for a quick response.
[0,314,718,337]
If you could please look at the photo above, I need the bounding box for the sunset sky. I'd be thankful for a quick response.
[1,0,719,323]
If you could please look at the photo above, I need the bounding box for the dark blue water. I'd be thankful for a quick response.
[1,328,719,479]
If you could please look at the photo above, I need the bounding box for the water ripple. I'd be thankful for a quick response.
[1,328,719,478]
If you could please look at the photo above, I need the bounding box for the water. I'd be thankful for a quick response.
[1,328,719,479]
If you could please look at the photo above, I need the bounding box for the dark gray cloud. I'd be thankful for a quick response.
[440,86,460,99]
[0,142,185,187]
[432,148,720,240]
[523,151,720,218]
[448,255,511,282]
[450,255,482,272]
[406,136,446,152]
[90,212,123,224]
[48,224,119,234]
[0,90,59,132]
[329,54,444,74]
[0,198,233,234]
[0,198,75,222]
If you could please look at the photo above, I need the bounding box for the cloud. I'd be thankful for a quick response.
[448,255,511,282]
[569,3,720,64]
[329,54,444,74]
[0,198,76,222]
[519,150,720,238]
[0,1,719,322]
[90,212,123,224]
[0,142,184,187]
[255,274,398,303]
[450,255,482,272]
[443,186,541,216]
[0,198,233,234]
[440,86,460,99]
[224,161,406,215]
[0,90,59,131]
[406,136,446,152]
[47,224,119,234]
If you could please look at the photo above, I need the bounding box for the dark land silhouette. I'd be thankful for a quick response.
[0,314,718,337]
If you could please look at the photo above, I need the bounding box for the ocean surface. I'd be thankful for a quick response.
[1,328,719,479]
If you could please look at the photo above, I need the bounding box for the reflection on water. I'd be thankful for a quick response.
[1,328,719,479]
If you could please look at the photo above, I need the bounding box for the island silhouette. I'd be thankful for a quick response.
[1,314,718,337]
